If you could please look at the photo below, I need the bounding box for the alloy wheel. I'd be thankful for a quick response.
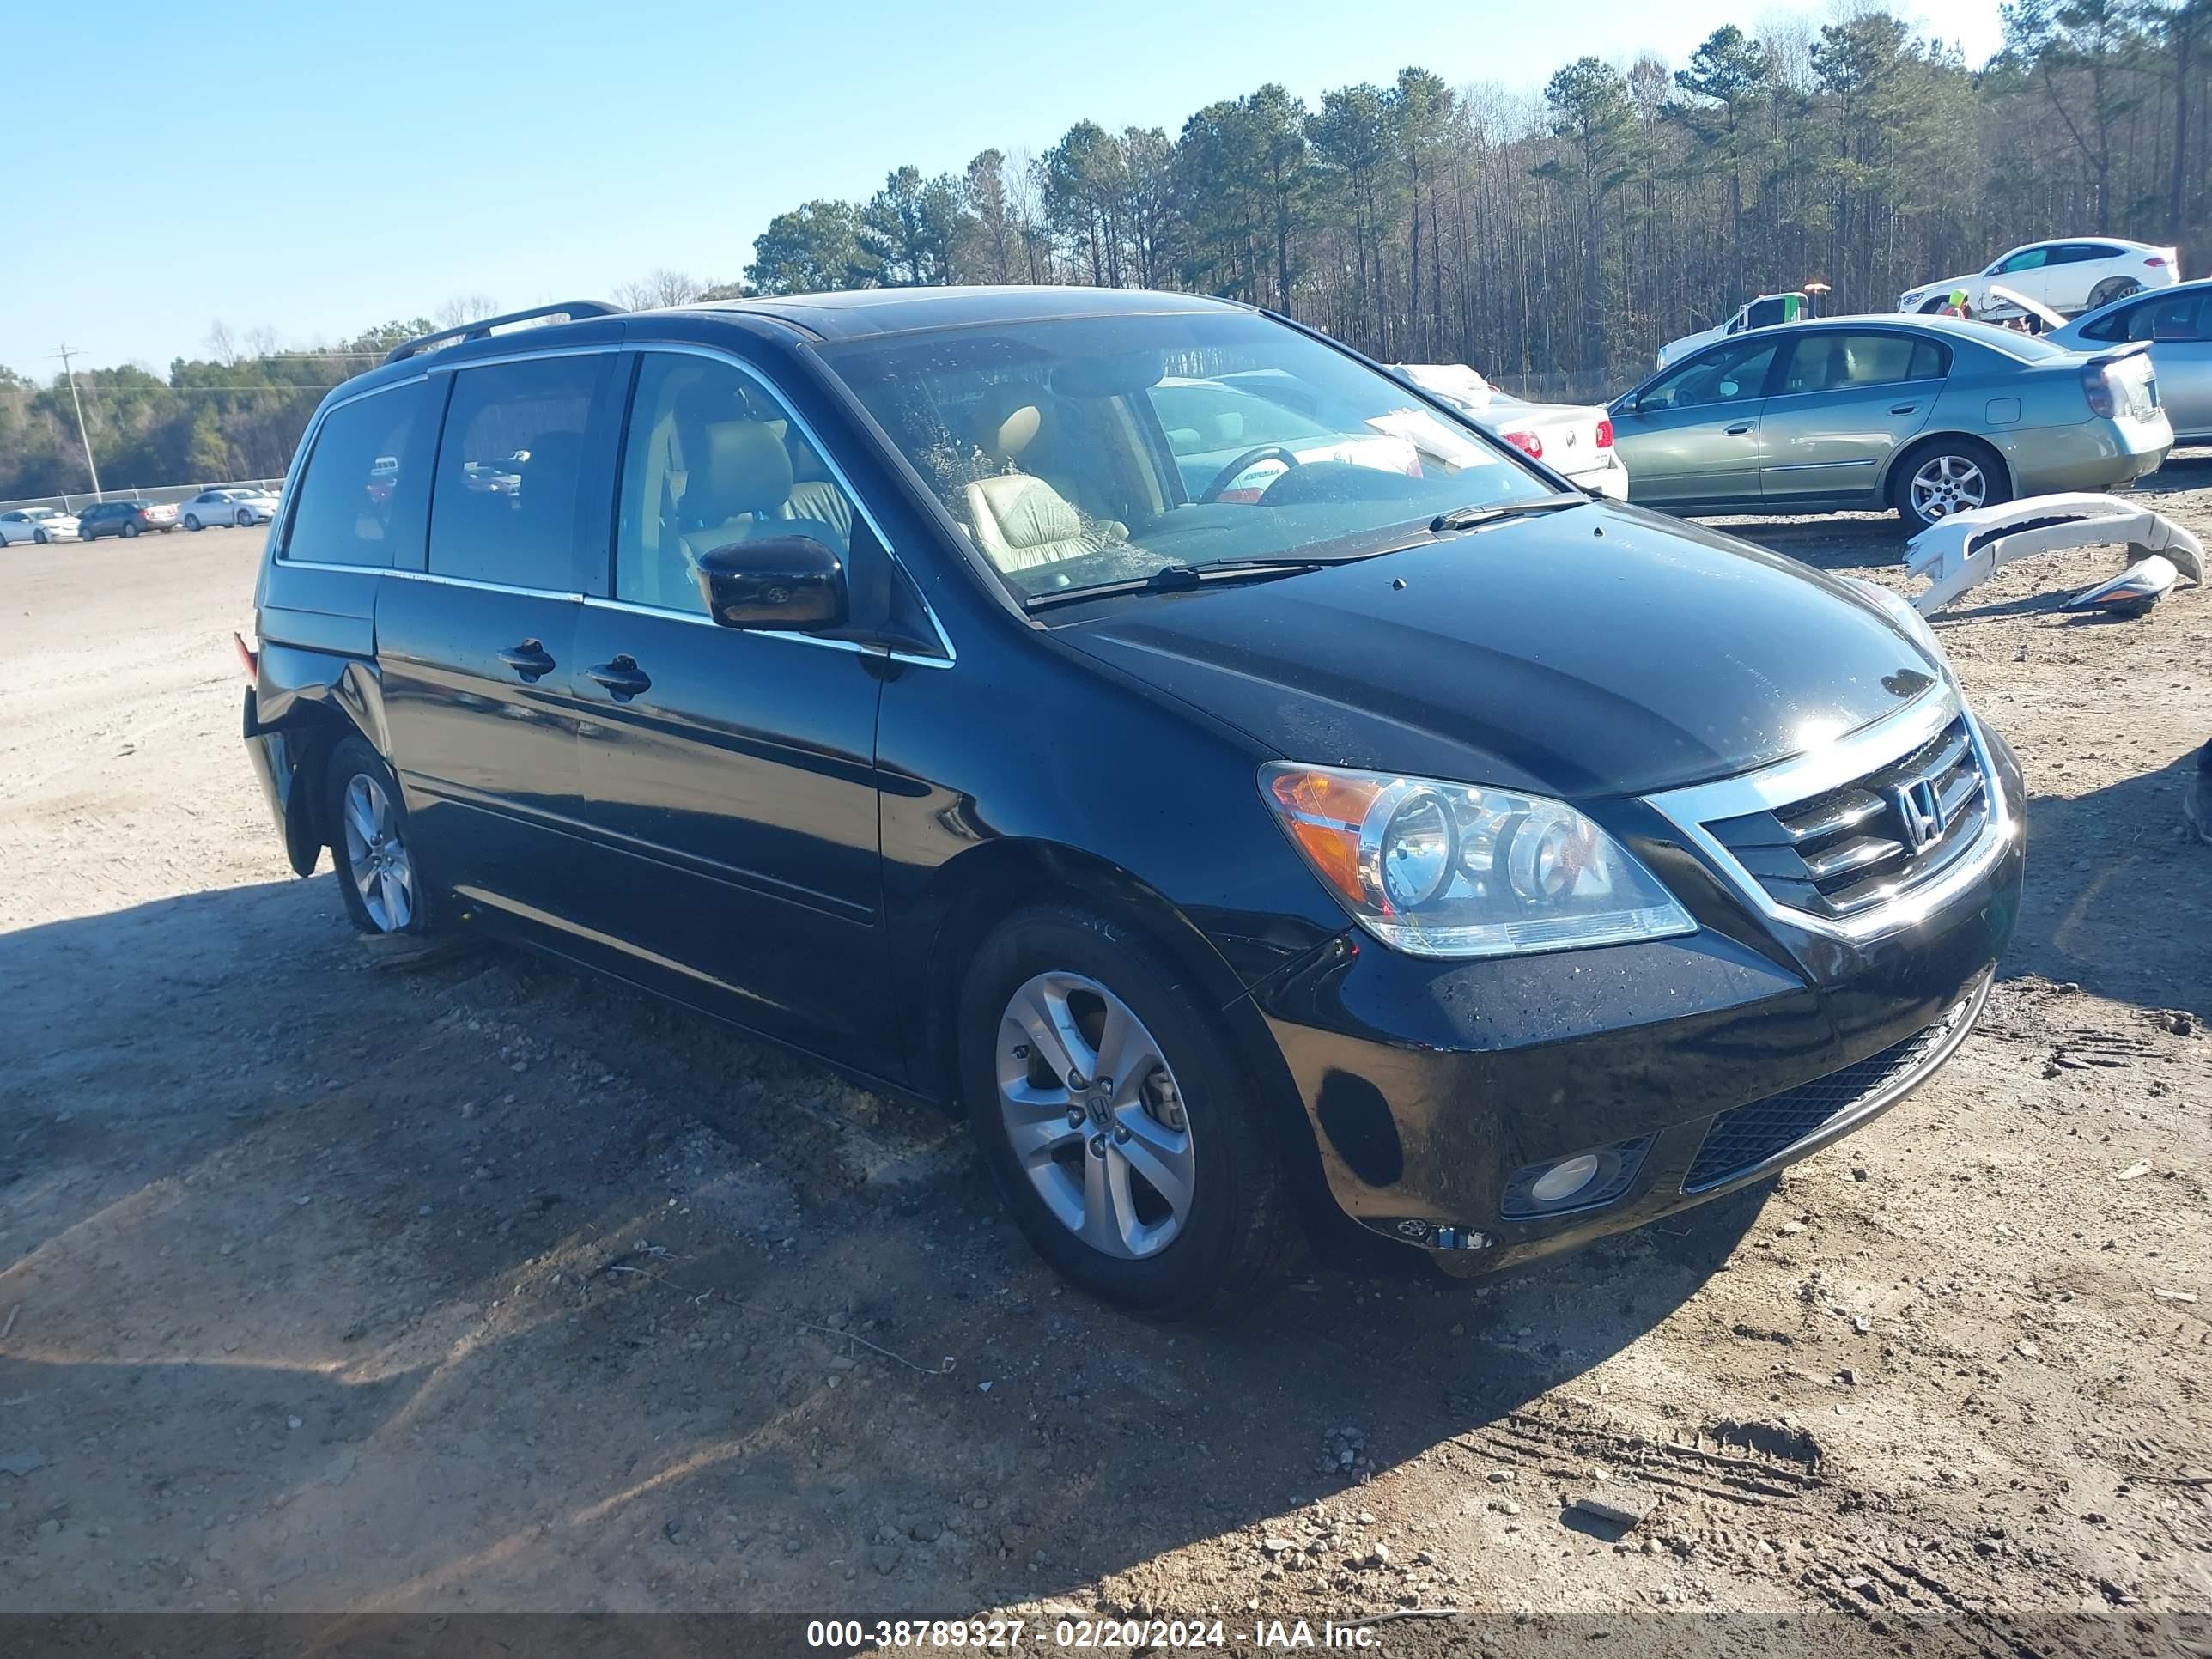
[994,971,1195,1259]
[341,772,415,933]
[1910,453,1988,523]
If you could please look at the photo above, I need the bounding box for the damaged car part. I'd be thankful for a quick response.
[1904,492,2206,614]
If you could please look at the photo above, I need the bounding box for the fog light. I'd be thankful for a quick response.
[1529,1153,1601,1205]
[1500,1134,1654,1220]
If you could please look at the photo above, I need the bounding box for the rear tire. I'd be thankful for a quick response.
[958,903,1291,1316]
[1893,435,2009,535]
[2088,276,2141,311]
[325,735,433,938]
[184,514,201,531]
[122,521,139,538]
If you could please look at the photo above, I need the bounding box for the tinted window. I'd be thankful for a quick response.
[283,382,433,568]
[2136,293,2205,341]
[1996,246,2050,274]
[614,352,862,615]
[428,355,607,589]
[1642,336,1782,410]
[1778,332,1948,394]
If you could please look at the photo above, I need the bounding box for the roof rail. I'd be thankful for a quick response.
[383,300,625,364]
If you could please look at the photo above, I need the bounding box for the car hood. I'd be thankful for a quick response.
[1056,500,1943,800]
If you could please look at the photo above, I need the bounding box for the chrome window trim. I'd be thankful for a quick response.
[580,592,953,669]
[617,341,957,666]
[1643,688,2016,944]
[373,566,585,601]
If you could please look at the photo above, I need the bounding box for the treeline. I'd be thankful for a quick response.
[735,4,2209,388]
[5,3,2205,501]
[0,321,422,501]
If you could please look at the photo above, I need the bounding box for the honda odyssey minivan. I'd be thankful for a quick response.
[242,289,2024,1314]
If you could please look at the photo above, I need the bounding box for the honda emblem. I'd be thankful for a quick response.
[1889,779,1946,852]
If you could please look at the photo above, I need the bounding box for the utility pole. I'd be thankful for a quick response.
[53,345,102,501]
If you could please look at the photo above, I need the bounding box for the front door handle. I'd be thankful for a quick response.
[498,640,555,682]
[1889,402,1918,415]
[1724,422,1753,435]
[586,655,653,702]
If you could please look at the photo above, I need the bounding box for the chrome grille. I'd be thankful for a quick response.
[1703,715,1989,920]
[1681,989,1978,1193]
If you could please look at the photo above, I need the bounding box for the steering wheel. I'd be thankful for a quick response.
[1197,445,1304,504]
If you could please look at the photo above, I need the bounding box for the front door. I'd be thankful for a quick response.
[560,349,896,1070]
[1615,333,1784,509]
[1758,331,1945,507]
[375,351,617,929]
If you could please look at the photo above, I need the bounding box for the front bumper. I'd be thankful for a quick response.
[1248,711,2027,1273]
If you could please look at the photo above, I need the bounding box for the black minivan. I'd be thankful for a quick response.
[243,289,2023,1313]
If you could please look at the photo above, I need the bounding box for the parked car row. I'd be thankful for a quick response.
[2,487,284,548]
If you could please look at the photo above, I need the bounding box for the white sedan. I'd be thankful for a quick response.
[1393,363,1629,499]
[179,487,281,530]
[0,507,82,544]
[1899,238,2179,319]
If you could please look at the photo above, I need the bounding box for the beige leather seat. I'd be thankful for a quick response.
[678,421,797,565]
[960,385,1124,575]
[967,473,1119,573]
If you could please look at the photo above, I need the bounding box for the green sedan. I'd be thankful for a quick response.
[1607,316,2172,532]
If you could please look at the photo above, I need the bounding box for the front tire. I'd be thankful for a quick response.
[33,529,48,544]
[122,521,139,538]
[185,514,201,531]
[325,735,431,937]
[1893,436,2009,535]
[958,904,1291,1315]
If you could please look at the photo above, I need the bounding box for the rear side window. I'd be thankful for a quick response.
[428,354,609,590]
[1779,332,1948,394]
[283,381,433,568]
[2134,293,2205,342]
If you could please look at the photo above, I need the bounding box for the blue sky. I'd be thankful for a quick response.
[0,0,2007,375]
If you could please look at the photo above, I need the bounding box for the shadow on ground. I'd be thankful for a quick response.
[0,878,1765,1613]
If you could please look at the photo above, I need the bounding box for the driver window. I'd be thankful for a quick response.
[1645,337,1780,410]
[1999,248,2049,274]
[615,353,860,615]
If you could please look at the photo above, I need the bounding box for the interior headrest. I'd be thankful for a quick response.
[692,421,793,520]
[970,383,1049,461]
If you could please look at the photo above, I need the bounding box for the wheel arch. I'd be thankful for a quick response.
[247,647,390,878]
[1878,428,2014,505]
[902,838,1316,1156]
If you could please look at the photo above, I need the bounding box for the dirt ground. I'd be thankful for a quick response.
[1,470,2208,1656]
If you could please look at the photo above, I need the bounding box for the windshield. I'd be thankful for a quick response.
[818,310,1549,604]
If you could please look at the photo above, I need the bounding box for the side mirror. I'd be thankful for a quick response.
[696,535,847,632]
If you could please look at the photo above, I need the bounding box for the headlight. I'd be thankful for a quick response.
[1261,764,1696,959]
[1844,576,1951,678]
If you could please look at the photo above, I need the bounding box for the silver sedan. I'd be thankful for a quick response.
[2048,277,2212,443]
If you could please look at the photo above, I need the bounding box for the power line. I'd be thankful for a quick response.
[52,345,100,501]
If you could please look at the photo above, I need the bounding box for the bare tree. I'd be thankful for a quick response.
[613,269,706,310]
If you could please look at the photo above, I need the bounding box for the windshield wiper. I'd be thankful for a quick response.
[1024,557,1335,612]
[1428,491,1590,534]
